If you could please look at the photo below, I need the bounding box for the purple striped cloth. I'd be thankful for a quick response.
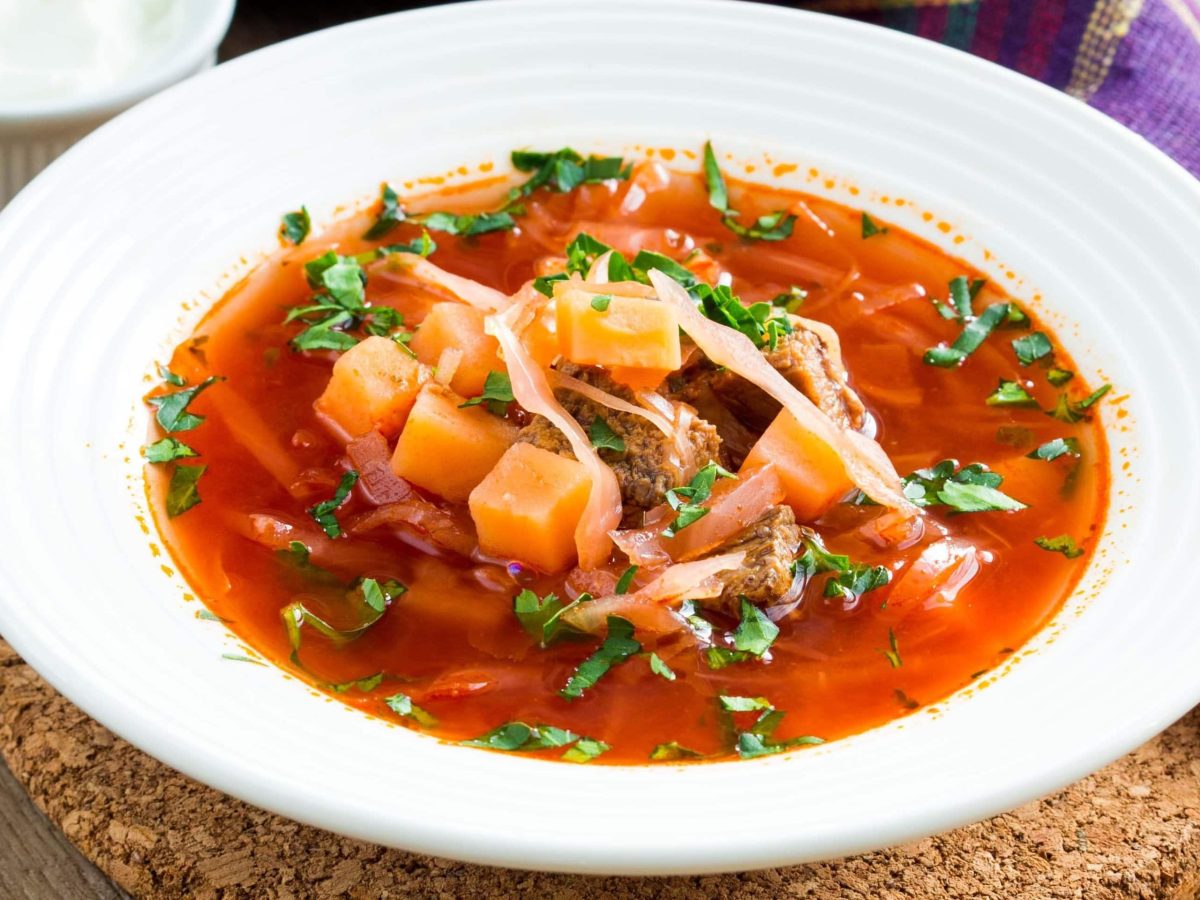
[804,0,1200,177]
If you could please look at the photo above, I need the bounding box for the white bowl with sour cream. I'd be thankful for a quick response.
[0,0,235,206]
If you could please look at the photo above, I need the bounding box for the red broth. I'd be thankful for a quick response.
[147,158,1108,763]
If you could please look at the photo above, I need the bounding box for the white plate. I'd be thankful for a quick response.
[0,0,1198,876]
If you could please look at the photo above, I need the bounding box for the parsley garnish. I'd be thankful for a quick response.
[458,370,514,416]
[307,470,359,538]
[384,692,437,727]
[143,437,197,463]
[1035,534,1084,558]
[286,252,401,352]
[560,615,641,700]
[662,461,736,537]
[329,672,385,694]
[703,141,796,241]
[418,210,516,237]
[364,184,404,239]
[462,721,609,762]
[513,588,589,647]
[861,212,888,239]
[931,277,986,324]
[165,464,206,517]
[650,742,703,761]
[614,565,638,595]
[697,282,792,350]
[648,652,676,681]
[589,294,612,312]
[925,301,1010,368]
[533,273,569,297]
[770,285,807,313]
[1012,331,1053,366]
[1048,384,1112,423]
[157,364,186,386]
[705,647,753,669]
[899,460,1026,513]
[881,627,902,668]
[359,577,406,613]
[1047,366,1075,387]
[986,379,1038,407]
[280,205,311,244]
[509,148,631,200]
[1027,437,1081,461]
[147,376,223,432]
[719,695,824,758]
[588,415,626,453]
[793,532,891,603]
[378,229,437,258]
[731,598,779,656]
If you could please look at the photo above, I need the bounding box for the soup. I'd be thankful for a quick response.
[144,145,1108,764]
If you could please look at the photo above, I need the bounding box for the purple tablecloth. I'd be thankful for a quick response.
[807,0,1200,176]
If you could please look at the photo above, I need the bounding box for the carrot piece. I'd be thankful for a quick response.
[410,302,504,396]
[390,384,517,502]
[314,336,426,439]
[741,409,853,521]
[468,442,592,572]
[556,286,682,374]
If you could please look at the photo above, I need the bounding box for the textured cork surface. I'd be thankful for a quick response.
[1,640,1198,898]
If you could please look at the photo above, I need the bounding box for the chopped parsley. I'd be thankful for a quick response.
[770,285,807,313]
[280,205,311,244]
[560,615,641,700]
[881,627,902,668]
[931,277,985,324]
[384,692,437,727]
[458,370,514,416]
[286,252,403,352]
[900,460,1026,513]
[364,184,405,239]
[143,437,197,463]
[329,672,384,694]
[794,532,891,603]
[986,379,1038,407]
[924,301,1011,368]
[513,588,589,647]
[1047,366,1075,387]
[704,647,753,669]
[650,742,703,761]
[697,283,793,350]
[378,229,437,258]
[165,464,206,518]
[146,375,223,432]
[648,652,676,681]
[589,294,612,312]
[719,695,824,758]
[662,461,736,537]
[1012,331,1053,366]
[533,273,569,297]
[462,721,609,762]
[703,141,796,241]
[418,210,516,237]
[509,148,631,200]
[1027,437,1081,461]
[157,364,186,387]
[1048,384,1112,423]
[861,212,888,239]
[307,470,359,538]
[614,565,638,595]
[731,598,779,657]
[359,577,406,613]
[588,415,626,453]
[1035,535,1084,558]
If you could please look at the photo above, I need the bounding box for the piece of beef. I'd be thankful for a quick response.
[705,504,803,616]
[517,365,722,519]
[674,320,866,434]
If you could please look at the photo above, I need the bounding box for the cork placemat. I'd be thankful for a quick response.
[1,639,1198,899]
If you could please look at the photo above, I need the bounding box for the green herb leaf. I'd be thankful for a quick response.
[419,210,516,237]
[147,376,223,432]
[824,563,891,603]
[281,205,311,244]
[221,652,265,666]
[986,379,1039,407]
[458,370,514,416]
[158,364,186,386]
[561,737,611,763]
[461,721,578,751]
[1046,366,1075,387]
[900,460,1025,513]
[588,415,626,453]
[378,230,437,258]
[385,692,438,727]
[924,302,1010,368]
[307,470,359,538]
[881,627,902,668]
[704,647,753,669]
[937,480,1027,512]
[662,461,736,537]
[143,437,197,463]
[1027,437,1081,461]
[560,616,641,700]
[702,141,795,241]
[359,577,406,613]
[631,249,697,288]
[703,140,729,213]
[510,148,631,199]
[736,732,824,758]
[769,285,807,313]
[1034,534,1084,558]
[731,598,779,657]
[719,695,772,712]
[533,273,569,297]
[364,184,405,239]
[329,672,384,694]
[649,742,703,761]
[589,294,612,312]
[1012,331,1053,366]
[513,588,583,647]
[613,565,638,596]
[861,212,888,239]
[648,652,676,681]
[166,464,206,517]
[1048,384,1112,423]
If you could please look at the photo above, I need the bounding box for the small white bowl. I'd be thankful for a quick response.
[0,0,235,206]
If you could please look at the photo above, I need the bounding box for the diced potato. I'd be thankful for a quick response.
[556,286,682,374]
[314,335,425,438]
[409,302,504,396]
[741,409,852,521]
[468,442,591,572]
[391,384,518,502]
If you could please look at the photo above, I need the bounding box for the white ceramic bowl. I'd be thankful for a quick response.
[0,0,235,206]
[0,0,1198,875]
